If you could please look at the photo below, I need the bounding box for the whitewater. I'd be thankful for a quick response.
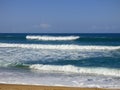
[29,64,120,77]
[26,35,80,41]
[0,43,120,50]
[0,33,120,88]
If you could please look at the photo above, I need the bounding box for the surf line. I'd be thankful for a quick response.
[26,35,80,41]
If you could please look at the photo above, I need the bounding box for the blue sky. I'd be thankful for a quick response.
[0,0,120,33]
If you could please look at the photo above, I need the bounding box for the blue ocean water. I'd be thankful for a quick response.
[0,33,120,88]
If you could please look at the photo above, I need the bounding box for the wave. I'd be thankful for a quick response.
[30,64,120,76]
[1,59,120,76]
[0,43,120,50]
[26,35,80,41]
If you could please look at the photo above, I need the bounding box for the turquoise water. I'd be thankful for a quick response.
[0,33,120,88]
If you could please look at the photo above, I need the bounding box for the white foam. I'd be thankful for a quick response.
[0,43,120,50]
[30,64,120,76]
[26,35,80,41]
[1,68,120,88]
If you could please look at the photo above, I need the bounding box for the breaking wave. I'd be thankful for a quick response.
[0,43,120,50]
[1,60,120,76]
[30,64,120,76]
[26,35,80,41]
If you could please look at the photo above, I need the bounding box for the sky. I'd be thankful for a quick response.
[0,0,120,33]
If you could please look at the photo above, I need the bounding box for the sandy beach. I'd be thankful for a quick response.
[0,84,117,90]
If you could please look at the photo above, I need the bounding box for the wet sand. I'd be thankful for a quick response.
[0,84,116,90]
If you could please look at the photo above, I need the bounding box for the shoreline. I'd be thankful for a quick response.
[0,84,118,90]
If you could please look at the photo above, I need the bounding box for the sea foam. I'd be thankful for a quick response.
[26,35,80,41]
[30,64,120,76]
[0,43,120,50]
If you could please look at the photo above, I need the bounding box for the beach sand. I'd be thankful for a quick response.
[0,84,116,90]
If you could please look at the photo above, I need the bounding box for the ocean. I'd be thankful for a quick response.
[0,33,120,88]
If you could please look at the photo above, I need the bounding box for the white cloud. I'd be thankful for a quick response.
[40,24,51,28]
[34,23,51,29]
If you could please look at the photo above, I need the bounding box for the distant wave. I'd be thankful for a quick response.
[30,64,120,76]
[0,43,120,50]
[26,35,80,41]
